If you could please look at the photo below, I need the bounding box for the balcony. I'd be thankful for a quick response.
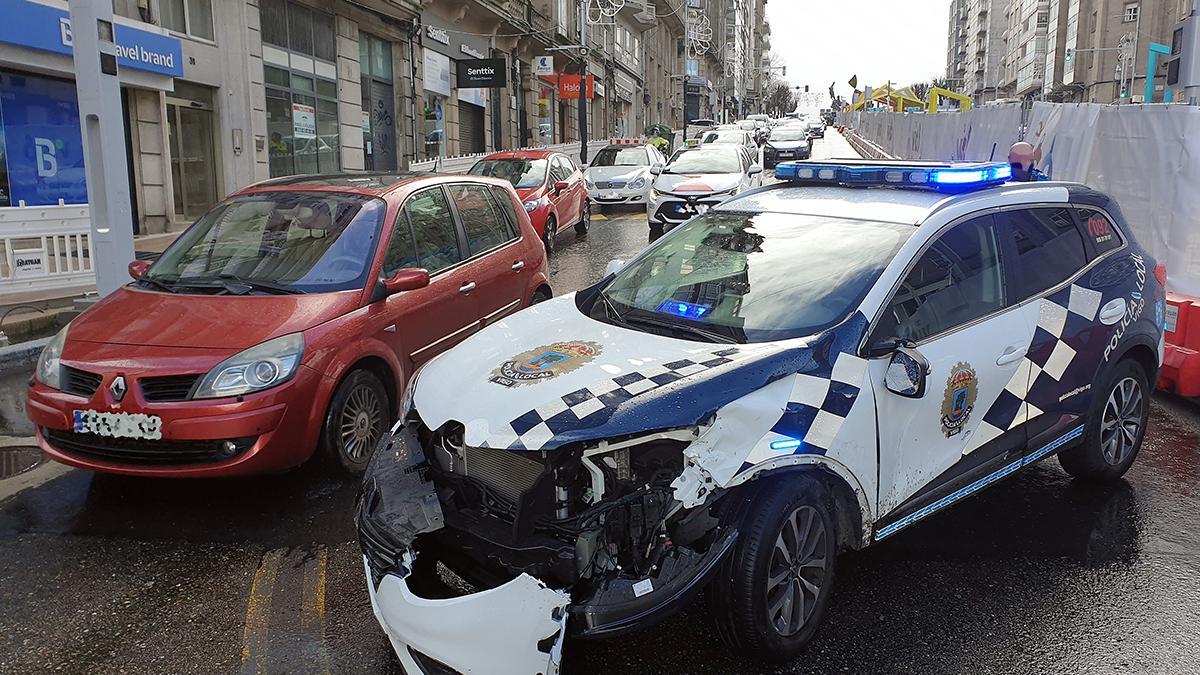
[619,0,658,29]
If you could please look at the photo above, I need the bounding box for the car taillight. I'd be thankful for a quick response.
[1154,262,1167,288]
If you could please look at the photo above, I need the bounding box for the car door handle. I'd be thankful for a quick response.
[1099,298,1128,325]
[459,282,476,294]
[511,261,525,272]
[996,344,1028,366]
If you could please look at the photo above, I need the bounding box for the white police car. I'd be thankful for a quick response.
[357,160,1164,673]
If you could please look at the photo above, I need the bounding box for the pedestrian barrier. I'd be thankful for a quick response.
[1158,292,1200,397]
[409,140,610,173]
[0,203,94,294]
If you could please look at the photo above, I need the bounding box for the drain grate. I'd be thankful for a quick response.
[0,446,44,479]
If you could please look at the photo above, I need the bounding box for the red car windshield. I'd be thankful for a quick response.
[146,192,386,294]
[469,158,548,189]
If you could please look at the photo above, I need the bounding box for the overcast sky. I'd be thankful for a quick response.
[763,0,950,106]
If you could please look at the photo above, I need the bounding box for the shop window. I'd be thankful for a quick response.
[266,71,340,177]
[0,71,87,206]
[159,0,215,41]
[260,0,335,62]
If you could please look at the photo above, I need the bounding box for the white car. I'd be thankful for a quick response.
[357,160,1164,673]
[699,128,758,158]
[647,145,762,231]
[583,143,667,208]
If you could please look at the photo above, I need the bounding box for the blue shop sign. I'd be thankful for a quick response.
[0,0,183,78]
[0,71,89,205]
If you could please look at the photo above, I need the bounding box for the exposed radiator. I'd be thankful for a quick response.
[457,445,545,503]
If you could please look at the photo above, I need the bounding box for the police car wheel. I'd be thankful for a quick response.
[575,202,590,236]
[1059,359,1149,482]
[320,369,389,474]
[542,217,557,256]
[711,475,837,662]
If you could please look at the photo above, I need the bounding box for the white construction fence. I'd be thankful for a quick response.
[839,103,1200,296]
[0,203,94,295]
[410,140,611,174]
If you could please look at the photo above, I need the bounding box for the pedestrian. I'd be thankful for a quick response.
[1008,141,1047,182]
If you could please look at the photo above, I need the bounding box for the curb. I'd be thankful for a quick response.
[0,337,50,374]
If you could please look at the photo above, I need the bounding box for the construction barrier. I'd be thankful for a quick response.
[1159,293,1200,397]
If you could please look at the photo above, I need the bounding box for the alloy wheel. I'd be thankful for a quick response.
[1101,376,1143,466]
[765,504,827,637]
[340,384,383,462]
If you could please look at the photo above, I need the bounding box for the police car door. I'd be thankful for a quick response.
[868,214,1036,534]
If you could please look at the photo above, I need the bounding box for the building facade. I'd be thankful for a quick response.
[960,0,1010,102]
[0,0,725,240]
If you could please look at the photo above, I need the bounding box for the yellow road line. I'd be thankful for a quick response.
[301,546,331,675]
[241,548,282,673]
[591,213,609,221]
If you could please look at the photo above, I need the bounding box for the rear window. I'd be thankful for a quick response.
[1078,208,1123,257]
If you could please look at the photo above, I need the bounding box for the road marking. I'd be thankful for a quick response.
[591,213,609,221]
[241,548,282,674]
[301,545,331,675]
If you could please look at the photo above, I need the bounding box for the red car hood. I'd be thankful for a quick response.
[67,287,362,349]
[515,185,547,201]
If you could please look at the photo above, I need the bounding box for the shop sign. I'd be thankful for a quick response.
[460,44,486,59]
[291,103,316,139]
[0,0,183,77]
[456,58,507,89]
[0,72,88,206]
[361,110,371,133]
[594,81,605,97]
[558,75,595,100]
[426,25,450,45]
[423,48,452,97]
[11,249,44,278]
[534,55,555,77]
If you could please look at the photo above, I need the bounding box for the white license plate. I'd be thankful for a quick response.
[73,410,163,440]
[604,192,620,199]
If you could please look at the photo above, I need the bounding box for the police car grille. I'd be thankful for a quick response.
[459,446,545,502]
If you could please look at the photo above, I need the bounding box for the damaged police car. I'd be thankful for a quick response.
[357,160,1164,674]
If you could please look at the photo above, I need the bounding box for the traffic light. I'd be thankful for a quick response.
[1065,48,1074,63]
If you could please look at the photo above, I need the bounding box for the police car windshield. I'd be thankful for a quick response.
[597,211,912,342]
[665,148,742,174]
[591,147,649,167]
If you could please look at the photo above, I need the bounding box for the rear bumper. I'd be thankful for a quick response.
[27,366,326,477]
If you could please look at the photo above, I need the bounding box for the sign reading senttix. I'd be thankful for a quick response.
[0,0,184,78]
[456,58,507,89]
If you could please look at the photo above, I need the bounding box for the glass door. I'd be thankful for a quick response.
[167,85,219,221]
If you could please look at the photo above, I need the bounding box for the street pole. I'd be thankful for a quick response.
[68,0,136,298]
[578,0,589,164]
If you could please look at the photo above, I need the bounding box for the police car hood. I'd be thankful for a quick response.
[411,295,864,452]
[586,165,650,182]
[654,171,742,195]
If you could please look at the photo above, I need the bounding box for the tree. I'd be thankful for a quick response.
[765,83,796,117]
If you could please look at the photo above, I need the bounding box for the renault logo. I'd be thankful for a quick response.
[109,376,127,402]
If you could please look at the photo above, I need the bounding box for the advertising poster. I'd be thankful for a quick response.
[291,103,316,139]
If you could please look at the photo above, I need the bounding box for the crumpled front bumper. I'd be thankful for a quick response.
[364,557,570,675]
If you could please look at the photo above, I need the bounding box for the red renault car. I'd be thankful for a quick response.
[468,150,589,255]
[26,173,550,477]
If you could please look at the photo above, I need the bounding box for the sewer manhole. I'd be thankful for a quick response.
[0,446,44,479]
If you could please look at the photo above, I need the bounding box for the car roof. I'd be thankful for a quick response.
[479,150,558,160]
[234,171,514,198]
[718,181,1081,226]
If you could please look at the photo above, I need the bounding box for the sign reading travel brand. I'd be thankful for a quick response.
[534,55,555,77]
[0,0,183,77]
[456,58,507,89]
[426,25,450,45]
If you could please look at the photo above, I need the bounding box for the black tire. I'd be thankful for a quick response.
[649,222,665,243]
[542,216,557,256]
[1058,359,1149,482]
[320,369,389,474]
[710,475,838,663]
[530,287,551,306]
[575,201,591,236]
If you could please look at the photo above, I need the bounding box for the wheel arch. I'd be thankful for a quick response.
[1112,338,1160,386]
[724,456,873,551]
[344,354,401,416]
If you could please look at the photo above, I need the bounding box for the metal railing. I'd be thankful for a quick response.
[0,204,95,293]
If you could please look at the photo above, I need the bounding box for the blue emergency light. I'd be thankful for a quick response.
[656,299,711,320]
[774,160,1012,192]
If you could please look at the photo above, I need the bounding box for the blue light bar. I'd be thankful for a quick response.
[770,438,804,451]
[775,161,1012,192]
[655,299,711,320]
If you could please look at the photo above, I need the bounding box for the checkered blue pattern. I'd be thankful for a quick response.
[966,283,1103,455]
[768,353,869,453]
[483,349,741,451]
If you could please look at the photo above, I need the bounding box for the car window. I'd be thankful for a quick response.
[381,212,420,277]
[450,184,514,255]
[1077,208,1122,258]
[885,215,1005,344]
[489,185,521,239]
[403,187,462,274]
[995,207,1088,301]
[548,157,566,183]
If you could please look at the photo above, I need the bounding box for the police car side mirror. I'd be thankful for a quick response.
[885,346,931,399]
[650,163,664,176]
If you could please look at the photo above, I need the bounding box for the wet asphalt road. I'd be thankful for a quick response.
[2,135,1199,674]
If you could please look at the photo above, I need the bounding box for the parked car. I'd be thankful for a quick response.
[700,128,758,158]
[738,120,768,145]
[686,118,718,139]
[470,150,590,255]
[357,160,1163,672]
[583,142,667,209]
[762,126,813,168]
[806,120,826,138]
[27,173,551,477]
[647,144,763,232]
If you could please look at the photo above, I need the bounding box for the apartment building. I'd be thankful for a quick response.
[961,0,1011,102]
